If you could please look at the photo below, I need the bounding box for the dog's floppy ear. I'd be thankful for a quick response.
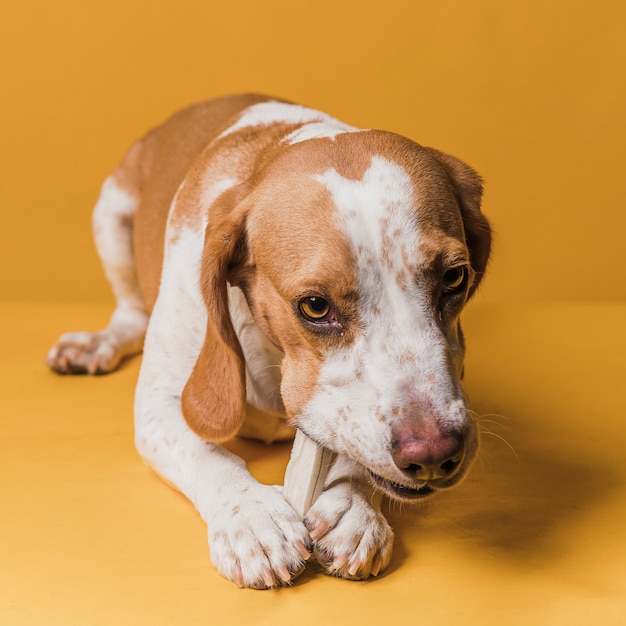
[181,185,250,442]
[428,148,492,298]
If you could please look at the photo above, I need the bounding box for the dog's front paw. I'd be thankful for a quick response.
[207,484,312,589]
[305,482,394,580]
[47,331,122,375]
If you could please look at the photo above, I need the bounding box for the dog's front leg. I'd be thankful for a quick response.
[134,296,311,589]
[304,455,394,580]
[135,376,311,588]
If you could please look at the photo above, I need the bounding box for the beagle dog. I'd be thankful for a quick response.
[47,94,491,589]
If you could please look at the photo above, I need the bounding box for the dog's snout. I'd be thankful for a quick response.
[391,426,464,481]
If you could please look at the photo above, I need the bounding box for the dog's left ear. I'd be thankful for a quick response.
[181,185,250,442]
[428,149,492,298]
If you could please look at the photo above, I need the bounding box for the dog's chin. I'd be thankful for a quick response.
[367,471,437,502]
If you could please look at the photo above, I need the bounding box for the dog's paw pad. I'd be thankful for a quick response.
[47,331,120,375]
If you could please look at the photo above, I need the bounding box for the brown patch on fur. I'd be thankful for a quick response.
[181,188,251,442]
[113,94,277,311]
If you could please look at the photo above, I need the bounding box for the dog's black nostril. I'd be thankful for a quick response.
[400,458,460,480]
[439,457,461,476]
[402,464,424,478]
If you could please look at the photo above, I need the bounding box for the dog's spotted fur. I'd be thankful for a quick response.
[47,94,491,588]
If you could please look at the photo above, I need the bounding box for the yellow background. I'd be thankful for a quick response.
[2,1,626,625]
[2,0,625,303]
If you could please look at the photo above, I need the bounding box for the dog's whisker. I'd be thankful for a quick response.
[478,429,520,463]
[466,407,511,422]
[474,451,487,473]
[477,418,514,434]
[478,413,511,425]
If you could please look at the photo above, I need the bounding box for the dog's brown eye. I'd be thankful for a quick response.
[299,296,332,322]
[443,266,468,294]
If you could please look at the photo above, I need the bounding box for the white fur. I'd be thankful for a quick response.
[220,100,357,145]
[284,120,359,145]
[219,101,324,137]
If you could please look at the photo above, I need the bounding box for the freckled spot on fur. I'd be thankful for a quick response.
[212,531,228,545]
[399,350,417,366]
[328,375,350,388]
[231,506,241,516]
[117,213,133,231]
[375,406,387,423]
[396,268,408,292]
[380,248,393,270]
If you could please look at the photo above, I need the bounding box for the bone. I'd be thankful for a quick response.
[283,430,336,518]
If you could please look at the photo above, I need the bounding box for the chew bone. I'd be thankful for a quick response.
[283,429,336,517]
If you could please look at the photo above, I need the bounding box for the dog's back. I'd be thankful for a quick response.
[112,94,272,309]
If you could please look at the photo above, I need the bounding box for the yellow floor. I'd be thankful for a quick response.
[2,301,625,625]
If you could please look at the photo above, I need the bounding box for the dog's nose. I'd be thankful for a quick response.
[391,427,464,481]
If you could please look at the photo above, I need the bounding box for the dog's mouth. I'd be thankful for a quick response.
[368,471,436,501]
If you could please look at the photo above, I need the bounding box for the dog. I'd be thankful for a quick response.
[47,94,491,589]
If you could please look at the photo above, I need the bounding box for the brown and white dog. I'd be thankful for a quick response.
[47,94,491,589]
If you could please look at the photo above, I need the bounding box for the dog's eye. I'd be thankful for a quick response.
[299,296,332,322]
[442,266,468,294]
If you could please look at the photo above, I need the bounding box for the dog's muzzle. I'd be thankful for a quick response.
[367,420,475,501]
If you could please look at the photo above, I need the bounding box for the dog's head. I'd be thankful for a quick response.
[182,130,491,501]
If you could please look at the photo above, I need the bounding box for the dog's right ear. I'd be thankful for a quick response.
[427,148,492,299]
[181,184,250,442]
